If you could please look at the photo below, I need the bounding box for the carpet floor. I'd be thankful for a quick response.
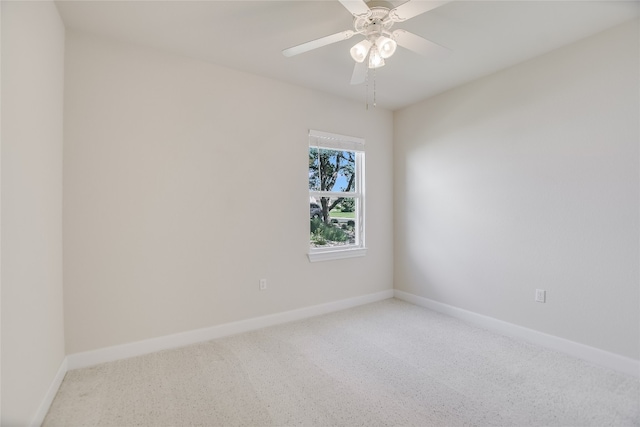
[43,298,639,426]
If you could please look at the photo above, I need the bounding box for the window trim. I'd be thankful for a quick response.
[308,130,366,262]
[308,247,367,262]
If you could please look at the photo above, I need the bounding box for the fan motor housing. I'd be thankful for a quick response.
[353,6,394,36]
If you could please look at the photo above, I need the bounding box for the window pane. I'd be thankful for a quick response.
[309,197,357,248]
[308,148,356,193]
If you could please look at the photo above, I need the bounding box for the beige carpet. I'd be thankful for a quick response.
[44,299,639,426]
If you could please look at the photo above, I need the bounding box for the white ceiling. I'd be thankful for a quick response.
[55,0,638,110]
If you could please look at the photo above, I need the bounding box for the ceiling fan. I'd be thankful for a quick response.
[282,0,451,85]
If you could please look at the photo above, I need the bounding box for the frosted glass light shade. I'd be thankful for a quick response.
[368,45,385,68]
[350,40,372,63]
[377,36,397,59]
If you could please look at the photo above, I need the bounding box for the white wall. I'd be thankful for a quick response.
[63,31,394,354]
[1,1,66,425]
[394,20,639,360]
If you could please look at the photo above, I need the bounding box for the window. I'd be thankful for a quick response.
[308,130,366,262]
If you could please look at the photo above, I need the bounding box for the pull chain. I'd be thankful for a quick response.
[364,67,378,110]
[365,68,369,110]
[373,67,377,108]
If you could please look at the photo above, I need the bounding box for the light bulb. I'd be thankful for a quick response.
[377,36,397,59]
[350,39,372,63]
[368,45,385,69]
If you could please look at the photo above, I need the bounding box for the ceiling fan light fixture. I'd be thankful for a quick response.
[368,45,385,68]
[377,36,397,59]
[350,39,372,63]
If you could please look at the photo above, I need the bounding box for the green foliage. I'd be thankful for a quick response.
[310,217,323,233]
[321,225,348,242]
[311,229,327,245]
[340,198,355,212]
[310,219,349,244]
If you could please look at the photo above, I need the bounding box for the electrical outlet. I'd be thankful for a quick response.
[259,279,267,291]
[535,289,546,303]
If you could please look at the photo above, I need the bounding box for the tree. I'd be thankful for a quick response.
[309,148,355,224]
[340,198,355,212]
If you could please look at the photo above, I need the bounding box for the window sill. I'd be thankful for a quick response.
[307,247,367,262]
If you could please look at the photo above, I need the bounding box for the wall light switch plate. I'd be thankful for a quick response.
[259,279,267,291]
[535,289,546,303]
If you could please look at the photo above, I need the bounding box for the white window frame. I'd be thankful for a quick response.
[308,130,366,262]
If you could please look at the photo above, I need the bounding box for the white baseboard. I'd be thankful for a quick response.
[394,290,639,378]
[31,288,637,425]
[31,357,68,427]
[67,289,394,371]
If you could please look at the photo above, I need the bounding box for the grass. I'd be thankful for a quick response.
[330,210,355,219]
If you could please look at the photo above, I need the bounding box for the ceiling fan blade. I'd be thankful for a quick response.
[338,0,371,17]
[350,61,367,85]
[392,29,450,58]
[282,30,355,57]
[389,0,450,22]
